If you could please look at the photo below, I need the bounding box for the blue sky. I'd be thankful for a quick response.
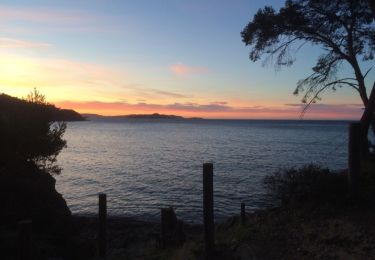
[0,0,371,119]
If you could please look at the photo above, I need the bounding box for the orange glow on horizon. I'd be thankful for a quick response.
[0,54,363,121]
[55,100,362,120]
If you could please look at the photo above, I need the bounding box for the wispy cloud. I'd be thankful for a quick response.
[55,100,364,119]
[0,53,127,101]
[149,89,188,98]
[0,5,113,34]
[0,37,51,48]
[0,6,87,23]
[0,53,192,104]
[121,84,190,100]
[169,63,208,76]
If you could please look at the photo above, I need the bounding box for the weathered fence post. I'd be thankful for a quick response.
[160,207,183,247]
[18,220,32,260]
[348,122,361,196]
[160,207,185,248]
[160,208,168,248]
[241,202,246,225]
[98,193,107,259]
[203,163,214,259]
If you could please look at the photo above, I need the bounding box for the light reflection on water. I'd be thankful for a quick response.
[56,119,348,223]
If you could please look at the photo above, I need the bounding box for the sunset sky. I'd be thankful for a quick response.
[0,0,373,119]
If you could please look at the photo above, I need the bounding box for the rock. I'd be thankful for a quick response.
[0,163,72,236]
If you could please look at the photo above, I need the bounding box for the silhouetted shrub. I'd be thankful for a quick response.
[264,164,347,206]
[0,89,67,175]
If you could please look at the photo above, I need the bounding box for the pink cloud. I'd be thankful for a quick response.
[170,63,208,76]
[0,37,51,48]
[55,100,364,120]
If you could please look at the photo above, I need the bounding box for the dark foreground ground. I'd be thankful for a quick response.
[76,203,375,259]
[2,203,375,259]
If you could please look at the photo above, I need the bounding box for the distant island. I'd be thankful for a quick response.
[82,113,203,121]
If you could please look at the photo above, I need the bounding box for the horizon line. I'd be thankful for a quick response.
[81,112,357,121]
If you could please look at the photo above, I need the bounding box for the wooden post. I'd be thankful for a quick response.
[18,220,32,260]
[160,207,184,247]
[203,163,214,259]
[160,208,167,248]
[98,193,107,259]
[348,122,361,196]
[241,202,246,225]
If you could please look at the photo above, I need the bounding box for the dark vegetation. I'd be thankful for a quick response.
[264,164,348,206]
[265,160,375,207]
[0,90,87,259]
[0,91,84,174]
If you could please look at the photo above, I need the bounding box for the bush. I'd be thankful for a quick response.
[0,89,67,175]
[264,164,348,206]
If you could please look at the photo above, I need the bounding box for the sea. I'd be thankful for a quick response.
[56,119,350,223]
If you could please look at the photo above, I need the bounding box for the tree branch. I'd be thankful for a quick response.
[325,79,360,91]
[363,66,373,79]
[300,84,331,119]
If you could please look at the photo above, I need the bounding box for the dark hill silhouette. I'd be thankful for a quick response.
[0,93,85,121]
[56,108,85,121]
[83,112,203,121]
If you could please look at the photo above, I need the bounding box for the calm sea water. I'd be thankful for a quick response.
[56,119,349,223]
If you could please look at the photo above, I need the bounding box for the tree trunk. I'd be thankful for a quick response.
[369,0,375,18]
[356,1,375,156]
[369,0,375,137]
[360,81,375,156]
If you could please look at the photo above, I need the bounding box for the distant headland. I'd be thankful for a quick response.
[0,93,85,121]
[82,113,203,121]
